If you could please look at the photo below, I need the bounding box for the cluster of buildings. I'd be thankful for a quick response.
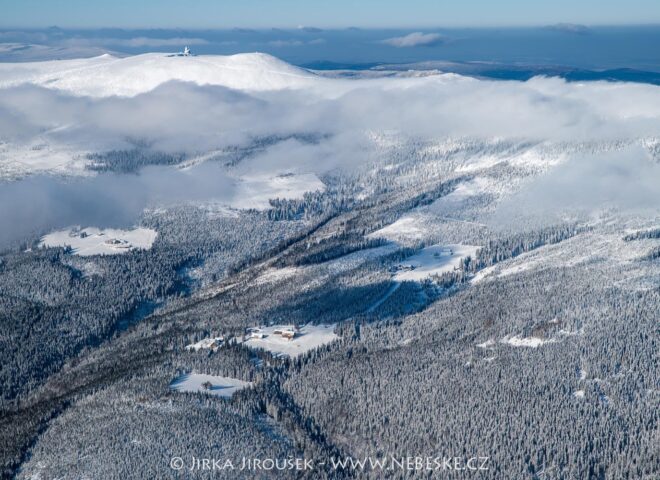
[245,325,299,341]
[104,238,131,249]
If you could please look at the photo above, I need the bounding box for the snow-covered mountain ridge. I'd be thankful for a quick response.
[0,52,319,97]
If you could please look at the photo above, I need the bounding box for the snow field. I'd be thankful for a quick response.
[40,227,157,256]
[169,373,251,398]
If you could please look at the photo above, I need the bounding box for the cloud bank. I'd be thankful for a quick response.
[0,163,235,249]
[546,23,591,35]
[1,53,660,248]
[70,37,210,48]
[493,147,660,226]
[381,32,445,47]
[3,70,660,156]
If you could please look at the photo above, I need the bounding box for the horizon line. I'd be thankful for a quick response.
[2,22,660,31]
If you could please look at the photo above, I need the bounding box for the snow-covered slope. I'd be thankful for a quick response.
[0,52,318,97]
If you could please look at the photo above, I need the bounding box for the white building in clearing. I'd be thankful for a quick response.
[246,325,299,341]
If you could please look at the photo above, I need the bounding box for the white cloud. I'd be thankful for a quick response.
[1,53,660,245]
[59,37,209,48]
[2,58,660,152]
[106,37,210,48]
[0,162,236,248]
[546,23,591,35]
[268,38,325,47]
[268,39,304,47]
[494,147,660,223]
[381,32,445,47]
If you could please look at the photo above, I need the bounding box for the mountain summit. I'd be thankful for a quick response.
[0,52,317,97]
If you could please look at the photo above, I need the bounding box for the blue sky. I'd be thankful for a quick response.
[1,0,660,28]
